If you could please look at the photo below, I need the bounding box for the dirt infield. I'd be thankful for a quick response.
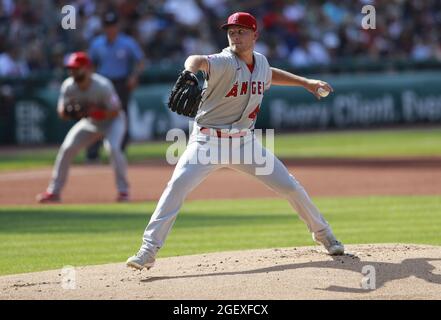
[1,159,440,300]
[1,157,441,205]
[1,244,440,300]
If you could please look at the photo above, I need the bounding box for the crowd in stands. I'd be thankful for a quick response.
[1,0,441,77]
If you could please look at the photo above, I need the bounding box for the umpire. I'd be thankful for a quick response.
[87,11,145,160]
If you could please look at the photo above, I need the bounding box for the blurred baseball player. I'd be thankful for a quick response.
[36,52,130,203]
[127,12,343,270]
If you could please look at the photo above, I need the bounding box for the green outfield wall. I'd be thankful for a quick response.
[1,71,441,145]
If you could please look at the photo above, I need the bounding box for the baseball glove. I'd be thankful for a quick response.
[63,98,88,120]
[168,70,202,117]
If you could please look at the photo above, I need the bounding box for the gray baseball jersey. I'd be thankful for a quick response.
[195,48,272,130]
[137,49,333,260]
[47,73,128,195]
[59,73,121,130]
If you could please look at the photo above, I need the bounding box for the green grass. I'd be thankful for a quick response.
[0,195,440,275]
[1,128,440,171]
[271,128,441,158]
[0,142,169,171]
[0,149,81,171]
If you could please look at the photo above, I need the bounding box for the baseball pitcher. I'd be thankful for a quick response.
[127,12,343,270]
[36,52,130,203]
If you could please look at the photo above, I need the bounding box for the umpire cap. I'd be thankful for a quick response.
[103,11,119,25]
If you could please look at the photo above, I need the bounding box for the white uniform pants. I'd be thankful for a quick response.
[48,113,129,194]
[141,128,329,257]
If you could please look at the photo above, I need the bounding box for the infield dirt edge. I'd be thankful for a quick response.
[1,243,440,300]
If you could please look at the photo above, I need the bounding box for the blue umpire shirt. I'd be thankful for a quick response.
[89,33,144,80]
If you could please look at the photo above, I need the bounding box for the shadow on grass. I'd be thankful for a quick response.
[141,254,441,293]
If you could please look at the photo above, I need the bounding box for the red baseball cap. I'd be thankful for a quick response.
[65,52,92,69]
[221,12,257,31]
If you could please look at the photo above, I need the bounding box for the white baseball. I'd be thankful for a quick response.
[317,87,330,97]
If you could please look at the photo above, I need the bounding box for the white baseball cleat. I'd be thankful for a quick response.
[312,228,345,256]
[126,250,155,270]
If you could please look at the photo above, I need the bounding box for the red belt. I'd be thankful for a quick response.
[200,127,252,138]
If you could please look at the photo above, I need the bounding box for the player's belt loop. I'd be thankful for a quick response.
[200,127,252,138]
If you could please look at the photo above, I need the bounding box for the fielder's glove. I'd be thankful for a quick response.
[168,70,202,117]
[63,98,88,120]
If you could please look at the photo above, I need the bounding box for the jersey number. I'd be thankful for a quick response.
[248,104,260,120]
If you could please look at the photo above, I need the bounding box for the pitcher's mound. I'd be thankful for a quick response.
[1,244,440,300]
